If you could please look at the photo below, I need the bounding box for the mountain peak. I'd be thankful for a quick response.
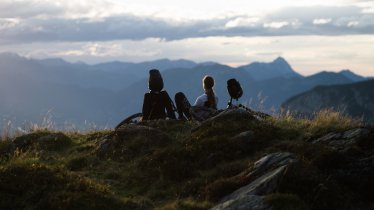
[273,56,287,64]
[339,69,366,82]
[239,57,301,81]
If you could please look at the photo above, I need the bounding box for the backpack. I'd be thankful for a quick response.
[149,69,164,92]
[143,91,176,120]
[227,78,243,100]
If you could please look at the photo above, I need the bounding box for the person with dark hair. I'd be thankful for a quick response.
[142,69,176,121]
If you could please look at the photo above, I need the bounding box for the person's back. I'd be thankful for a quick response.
[190,75,219,121]
[142,69,176,121]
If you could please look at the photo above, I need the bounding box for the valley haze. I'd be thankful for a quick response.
[0,52,372,130]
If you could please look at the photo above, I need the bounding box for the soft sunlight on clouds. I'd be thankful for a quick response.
[3,35,373,76]
[225,17,260,28]
[0,0,373,76]
[263,21,290,29]
[313,18,332,25]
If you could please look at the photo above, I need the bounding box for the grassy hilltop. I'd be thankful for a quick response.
[0,109,373,210]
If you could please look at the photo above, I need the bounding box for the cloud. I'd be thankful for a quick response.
[263,21,289,28]
[225,17,260,28]
[313,18,332,25]
[0,5,373,43]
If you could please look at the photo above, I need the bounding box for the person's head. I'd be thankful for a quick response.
[202,75,217,109]
[148,69,164,92]
[203,75,214,90]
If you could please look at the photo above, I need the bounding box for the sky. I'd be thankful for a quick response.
[0,0,373,76]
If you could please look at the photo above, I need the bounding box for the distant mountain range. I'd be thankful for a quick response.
[281,79,374,123]
[0,52,370,128]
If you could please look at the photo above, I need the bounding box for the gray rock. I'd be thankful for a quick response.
[249,152,296,178]
[12,132,71,151]
[342,128,370,139]
[206,109,257,124]
[311,128,370,151]
[232,131,255,141]
[192,109,258,132]
[230,131,255,148]
[0,140,15,157]
[210,153,297,210]
[211,195,269,210]
[96,124,170,158]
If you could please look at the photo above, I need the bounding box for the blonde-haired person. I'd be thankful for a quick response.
[190,75,219,121]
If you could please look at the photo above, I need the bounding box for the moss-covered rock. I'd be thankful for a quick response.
[96,124,171,160]
[12,132,72,152]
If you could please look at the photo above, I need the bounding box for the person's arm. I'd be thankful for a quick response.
[142,93,151,121]
[162,91,176,119]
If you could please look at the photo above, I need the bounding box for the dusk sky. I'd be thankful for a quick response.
[0,0,373,76]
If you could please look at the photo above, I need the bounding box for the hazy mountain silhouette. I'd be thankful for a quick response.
[238,57,302,81]
[94,58,197,78]
[339,69,366,82]
[0,52,369,128]
[282,79,374,122]
[117,60,366,117]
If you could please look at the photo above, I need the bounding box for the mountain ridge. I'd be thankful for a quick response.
[0,52,370,128]
[282,79,374,123]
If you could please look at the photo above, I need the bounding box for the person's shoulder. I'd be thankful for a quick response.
[197,93,207,99]
[160,90,171,97]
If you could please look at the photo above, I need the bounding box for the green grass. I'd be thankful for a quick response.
[0,110,372,210]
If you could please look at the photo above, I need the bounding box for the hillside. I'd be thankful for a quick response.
[1,109,373,210]
[282,79,374,123]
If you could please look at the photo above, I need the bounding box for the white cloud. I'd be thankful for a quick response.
[347,21,360,27]
[225,17,260,28]
[263,21,289,28]
[0,18,20,30]
[313,18,332,24]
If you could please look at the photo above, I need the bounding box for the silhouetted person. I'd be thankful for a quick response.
[142,69,176,121]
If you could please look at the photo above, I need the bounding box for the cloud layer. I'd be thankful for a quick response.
[0,2,373,43]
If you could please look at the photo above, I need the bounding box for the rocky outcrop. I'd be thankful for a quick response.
[96,124,171,159]
[231,131,254,142]
[192,108,259,133]
[12,132,71,151]
[211,153,297,210]
[310,128,370,151]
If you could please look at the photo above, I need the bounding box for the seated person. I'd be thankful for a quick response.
[175,75,218,121]
[142,69,176,121]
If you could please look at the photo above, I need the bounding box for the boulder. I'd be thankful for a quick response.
[96,124,171,159]
[211,195,269,210]
[12,132,71,151]
[192,109,258,133]
[0,140,15,158]
[232,131,254,141]
[208,109,258,124]
[210,153,297,210]
[249,153,296,178]
[311,128,370,151]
